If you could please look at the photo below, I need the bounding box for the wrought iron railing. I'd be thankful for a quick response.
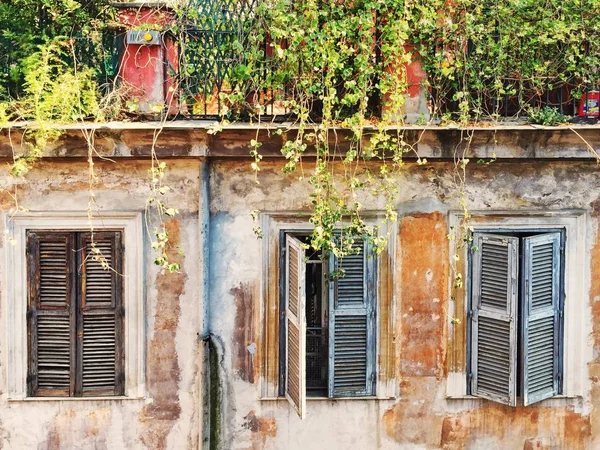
[74,30,125,94]
[177,0,294,119]
[0,32,123,100]
[3,1,598,123]
[176,1,597,122]
[0,35,15,98]
[428,28,599,123]
[0,4,123,101]
[430,79,586,119]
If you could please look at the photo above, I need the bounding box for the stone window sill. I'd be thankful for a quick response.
[8,396,146,403]
[260,396,396,402]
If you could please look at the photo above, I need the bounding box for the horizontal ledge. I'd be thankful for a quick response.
[110,2,173,8]
[2,122,600,160]
[4,120,600,132]
[8,396,146,402]
[260,396,396,402]
[446,395,582,402]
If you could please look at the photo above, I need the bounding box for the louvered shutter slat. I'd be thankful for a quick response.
[470,233,518,406]
[82,314,116,390]
[333,316,368,391]
[288,246,300,317]
[285,236,306,419]
[522,233,561,406]
[38,240,69,308]
[329,238,376,397]
[336,251,365,306]
[28,232,76,396]
[78,232,124,396]
[83,239,115,307]
[36,315,72,391]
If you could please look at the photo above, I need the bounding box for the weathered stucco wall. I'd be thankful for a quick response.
[0,159,203,449]
[209,159,600,450]
[2,125,600,449]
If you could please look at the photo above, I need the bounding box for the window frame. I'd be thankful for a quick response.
[446,210,590,401]
[466,228,566,405]
[259,213,397,401]
[3,212,145,400]
[278,230,377,400]
[26,230,125,398]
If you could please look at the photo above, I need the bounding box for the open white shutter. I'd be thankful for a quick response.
[285,236,306,419]
[522,232,561,406]
[470,233,518,406]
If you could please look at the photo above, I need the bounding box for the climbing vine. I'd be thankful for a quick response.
[205,0,416,256]
[181,0,599,259]
[414,0,600,123]
[0,0,181,272]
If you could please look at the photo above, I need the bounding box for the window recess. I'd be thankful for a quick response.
[469,230,564,406]
[281,232,377,419]
[27,230,124,397]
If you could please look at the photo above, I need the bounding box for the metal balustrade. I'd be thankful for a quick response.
[2,1,598,123]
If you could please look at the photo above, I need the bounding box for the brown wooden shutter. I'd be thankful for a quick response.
[328,238,376,397]
[470,233,518,406]
[27,231,76,396]
[76,232,124,396]
[522,232,562,406]
[285,235,306,419]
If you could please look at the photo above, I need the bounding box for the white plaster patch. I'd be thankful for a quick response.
[425,269,433,283]
[247,342,257,355]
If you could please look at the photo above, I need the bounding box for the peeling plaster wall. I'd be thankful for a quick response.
[2,138,600,449]
[209,159,600,450]
[0,159,203,450]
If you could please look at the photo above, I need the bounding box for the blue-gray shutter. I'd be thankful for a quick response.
[285,235,306,418]
[470,233,518,406]
[522,232,561,406]
[329,238,376,397]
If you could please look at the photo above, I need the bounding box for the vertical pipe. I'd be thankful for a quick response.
[201,159,211,347]
[162,40,167,121]
[199,158,211,449]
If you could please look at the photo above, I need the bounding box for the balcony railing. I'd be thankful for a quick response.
[429,42,598,123]
[0,7,123,101]
[177,0,298,119]
[2,1,598,124]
